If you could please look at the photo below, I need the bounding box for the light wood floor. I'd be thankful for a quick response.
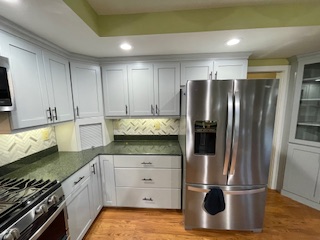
[84,190,320,240]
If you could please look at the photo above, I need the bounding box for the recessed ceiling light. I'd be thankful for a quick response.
[226,38,241,46]
[1,0,19,3]
[120,43,132,50]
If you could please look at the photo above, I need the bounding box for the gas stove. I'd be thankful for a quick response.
[0,178,67,240]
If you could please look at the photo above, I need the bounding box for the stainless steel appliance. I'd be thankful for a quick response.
[0,56,14,111]
[183,79,278,232]
[0,178,68,240]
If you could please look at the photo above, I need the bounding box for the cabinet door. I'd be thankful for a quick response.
[70,62,103,118]
[67,177,93,240]
[102,64,129,116]
[282,144,320,202]
[213,59,248,80]
[5,36,49,129]
[100,155,117,206]
[180,61,213,86]
[128,63,154,116]
[43,51,73,123]
[90,157,103,220]
[154,62,180,116]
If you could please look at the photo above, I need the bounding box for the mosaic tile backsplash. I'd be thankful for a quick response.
[0,127,57,167]
[113,119,180,135]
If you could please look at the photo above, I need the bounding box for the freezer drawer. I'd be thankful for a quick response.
[184,185,267,232]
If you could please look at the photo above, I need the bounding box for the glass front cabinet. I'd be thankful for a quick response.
[290,58,320,147]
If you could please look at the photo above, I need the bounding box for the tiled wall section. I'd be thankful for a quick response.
[0,127,56,167]
[113,119,180,135]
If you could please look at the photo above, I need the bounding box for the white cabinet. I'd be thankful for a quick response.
[43,51,74,123]
[100,155,117,206]
[4,35,49,129]
[70,62,103,118]
[62,165,92,240]
[90,157,103,219]
[180,60,213,86]
[128,63,154,116]
[180,59,248,85]
[102,64,129,117]
[213,59,248,80]
[282,144,320,209]
[154,62,180,116]
[113,155,182,209]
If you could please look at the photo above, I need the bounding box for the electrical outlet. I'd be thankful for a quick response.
[154,121,160,130]
[41,129,49,141]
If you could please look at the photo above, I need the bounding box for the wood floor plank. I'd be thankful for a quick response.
[84,190,320,240]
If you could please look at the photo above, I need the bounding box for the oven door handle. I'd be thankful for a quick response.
[29,200,67,240]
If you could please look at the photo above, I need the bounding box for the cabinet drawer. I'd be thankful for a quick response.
[115,168,181,188]
[114,155,181,169]
[116,187,181,209]
[62,164,91,198]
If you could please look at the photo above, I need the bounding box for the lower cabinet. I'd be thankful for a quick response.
[62,157,103,240]
[100,155,182,209]
[281,143,320,210]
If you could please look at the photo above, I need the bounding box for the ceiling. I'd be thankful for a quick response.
[0,0,319,59]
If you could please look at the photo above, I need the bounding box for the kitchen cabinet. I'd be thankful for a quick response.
[180,59,248,85]
[180,60,213,86]
[90,156,103,219]
[62,164,93,240]
[289,57,320,147]
[113,155,181,209]
[70,62,103,118]
[43,51,74,123]
[282,144,320,206]
[102,64,129,117]
[100,155,117,206]
[3,34,49,129]
[213,59,248,80]
[154,62,180,116]
[128,63,154,116]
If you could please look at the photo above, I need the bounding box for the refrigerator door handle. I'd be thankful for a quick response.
[223,92,234,175]
[187,186,265,195]
[230,91,240,175]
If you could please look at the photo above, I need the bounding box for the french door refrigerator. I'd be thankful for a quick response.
[184,79,278,232]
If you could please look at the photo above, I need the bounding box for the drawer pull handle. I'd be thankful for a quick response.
[143,197,153,201]
[141,162,152,165]
[142,178,153,181]
[74,176,84,185]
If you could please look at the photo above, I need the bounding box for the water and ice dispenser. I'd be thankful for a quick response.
[194,120,217,155]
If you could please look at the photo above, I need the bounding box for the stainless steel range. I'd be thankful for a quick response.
[0,178,68,240]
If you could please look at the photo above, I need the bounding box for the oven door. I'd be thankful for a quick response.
[20,200,69,240]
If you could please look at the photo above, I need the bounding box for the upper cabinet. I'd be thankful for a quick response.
[43,51,74,123]
[70,62,103,119]
[102,64,129,117]
[3,35,49,129]
[289,56,320,147]
[102,62,181,117]
[154,62,180,116]
[180,59,248,85]
[128,63,154,116]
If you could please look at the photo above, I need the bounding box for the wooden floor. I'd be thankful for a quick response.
[84,190,320,240]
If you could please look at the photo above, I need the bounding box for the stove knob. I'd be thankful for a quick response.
[35,204,48,215]
[2,228,20,240]
[48,195,58,205]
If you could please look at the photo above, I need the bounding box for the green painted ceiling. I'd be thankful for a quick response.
[63,0,320,37]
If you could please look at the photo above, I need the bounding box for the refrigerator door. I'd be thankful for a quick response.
[186,80,233,184]
[227,79,279,186]
[184,184,267,231]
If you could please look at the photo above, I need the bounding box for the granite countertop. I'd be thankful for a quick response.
[2,140,181,183]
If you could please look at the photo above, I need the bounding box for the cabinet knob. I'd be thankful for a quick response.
[142,197,153,201]
[142,178,153,181]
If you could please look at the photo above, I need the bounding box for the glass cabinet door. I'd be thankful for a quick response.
[295,62,320,143]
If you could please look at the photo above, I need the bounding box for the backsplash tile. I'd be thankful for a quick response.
[0,127,56,167]
[113,119,180,135]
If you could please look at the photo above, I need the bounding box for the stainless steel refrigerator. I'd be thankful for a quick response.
[183,79,279,232]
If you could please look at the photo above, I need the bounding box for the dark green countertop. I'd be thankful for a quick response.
[2,140,181,182]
